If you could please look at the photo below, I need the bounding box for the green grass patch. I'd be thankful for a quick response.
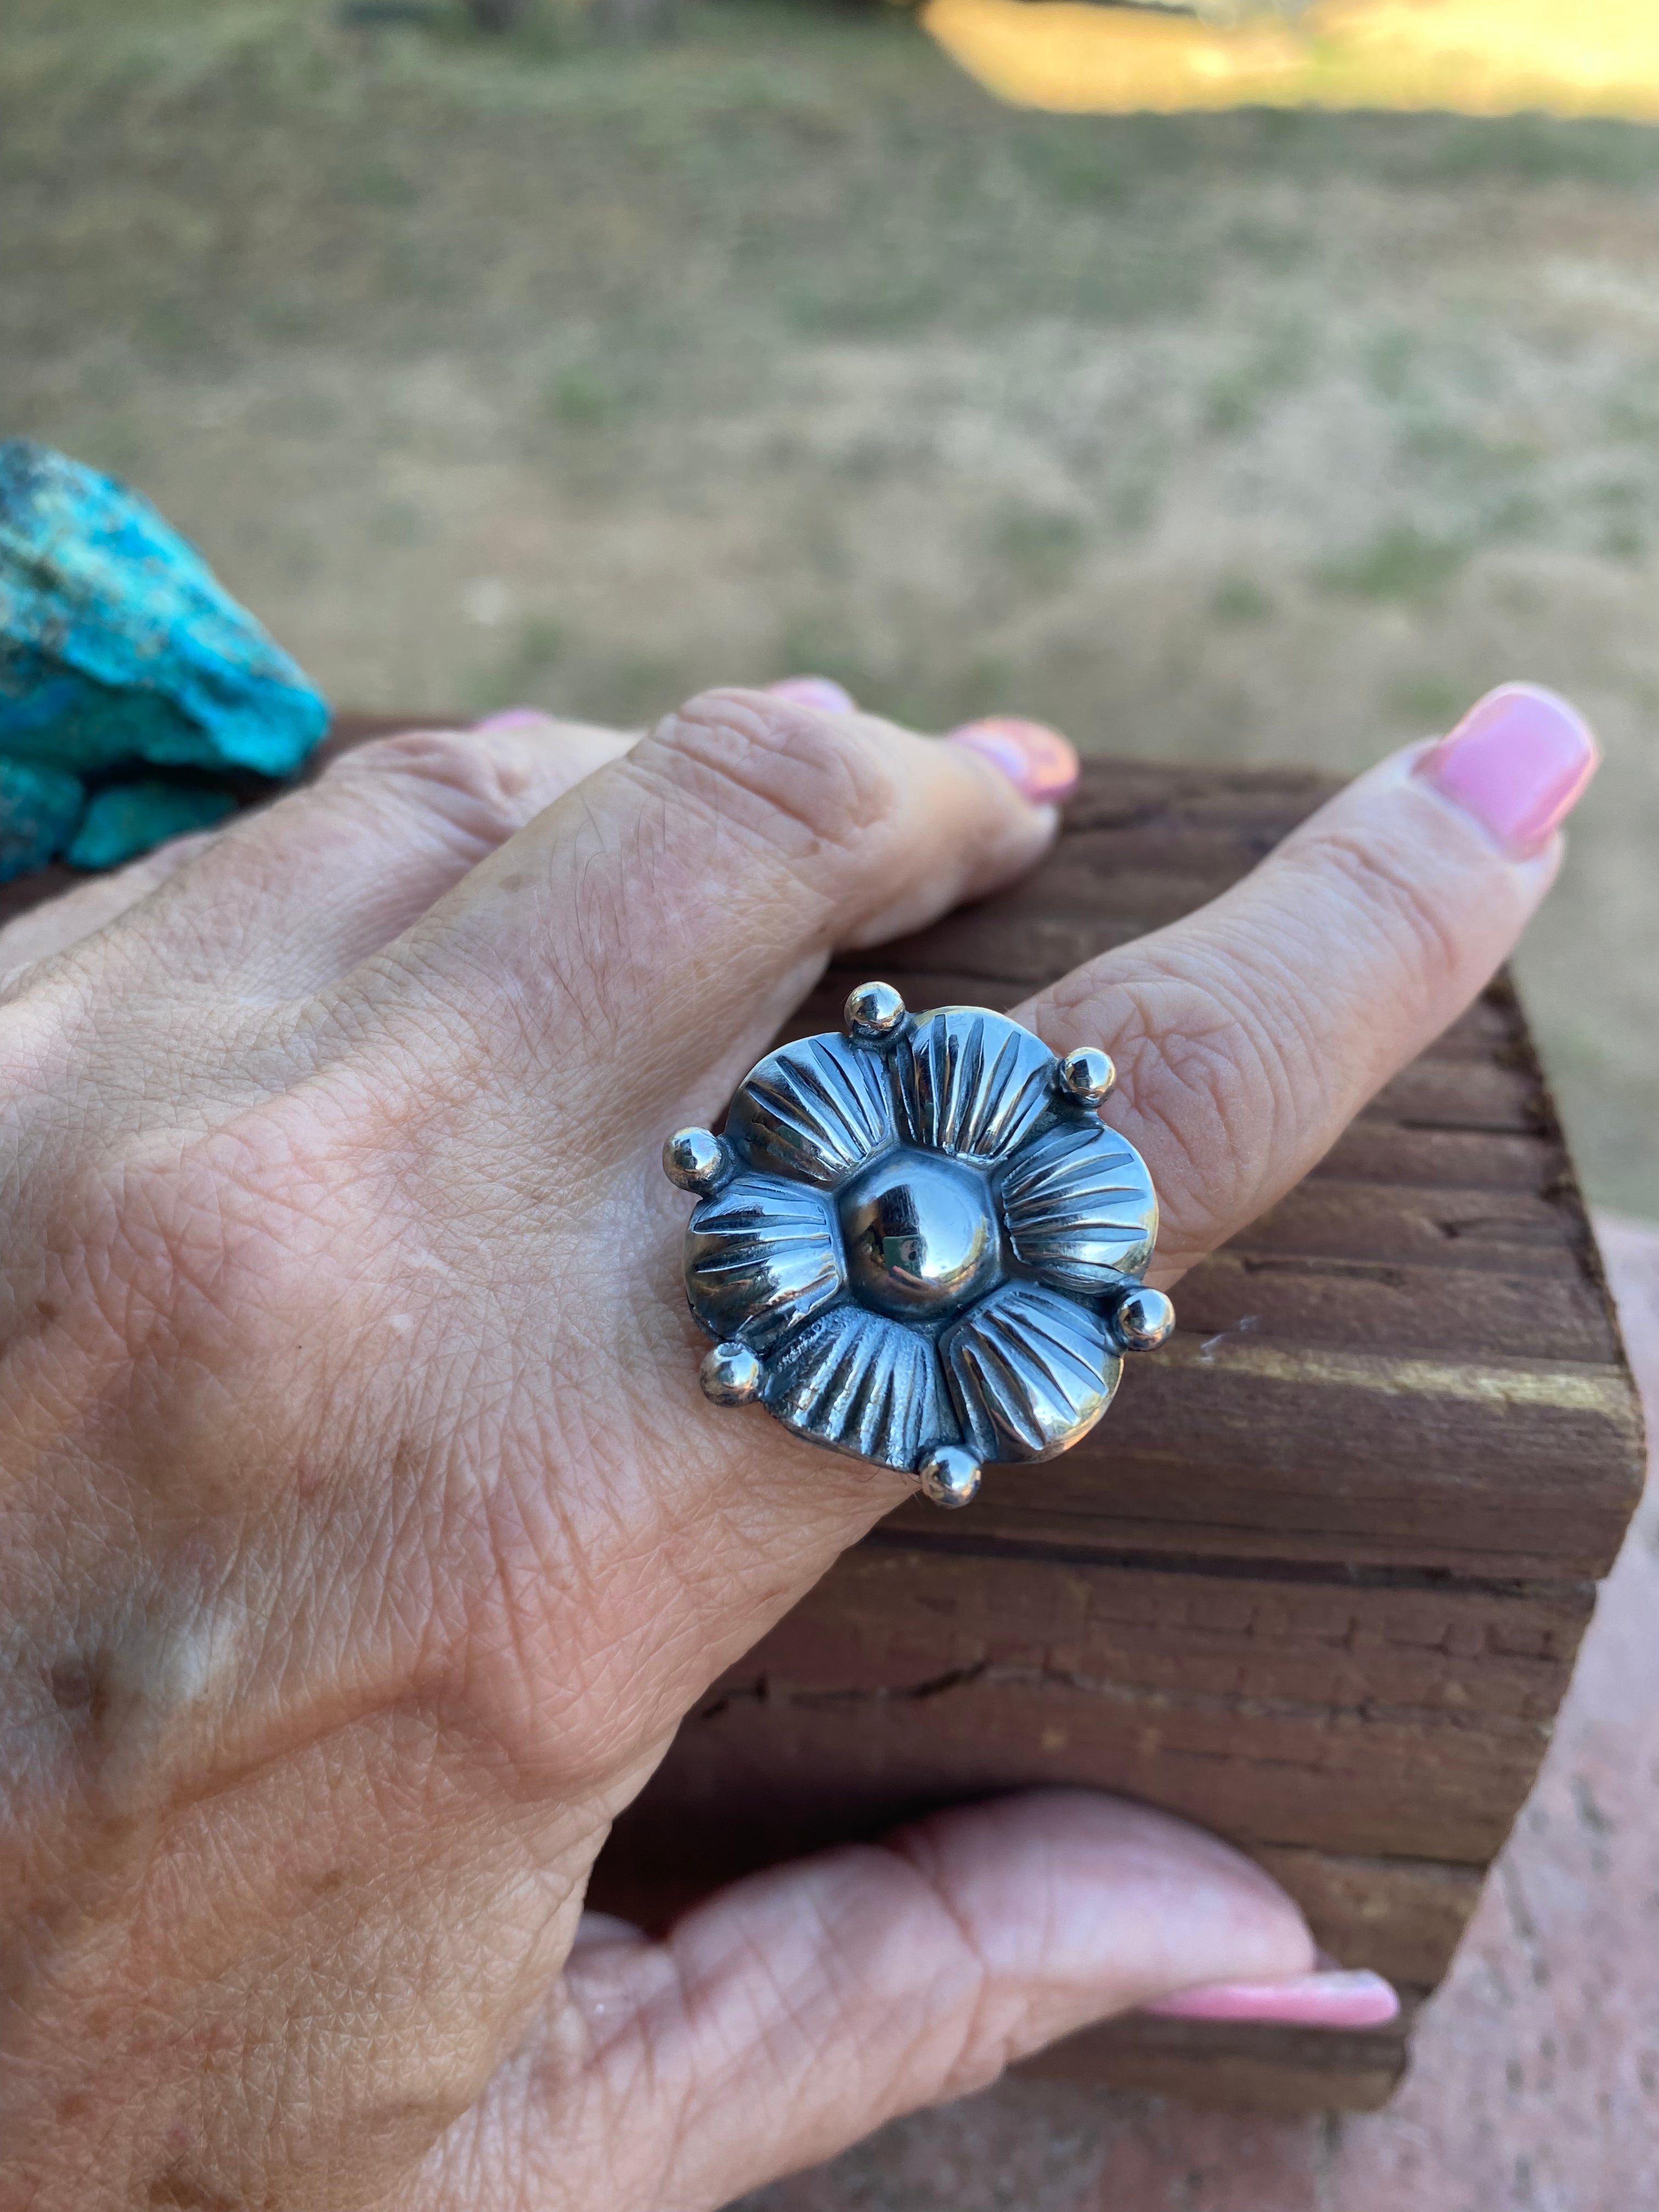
[1210,574,1275,624]
[1385,673,1466,727]
[989,506,1087,595]
[1314,524,1470,602]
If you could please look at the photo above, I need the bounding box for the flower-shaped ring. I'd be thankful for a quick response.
[662,984,1175,1510]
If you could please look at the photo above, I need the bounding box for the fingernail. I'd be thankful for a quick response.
[947,716,1080,805]
[473,707,551,733]
[1146,1968,1401,2030]
[1415,682,1599,857]
[767,676,857,714]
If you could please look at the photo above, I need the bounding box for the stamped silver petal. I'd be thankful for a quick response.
[726,1031,895,1188]
[763,1305,953,1471]
[944,1282,1121,1463]
[999,1122,1158,1295]
[895,1007,1057,1164]
[685,1176,845,1351]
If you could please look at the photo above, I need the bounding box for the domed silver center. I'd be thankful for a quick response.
[838,1149,999,1319]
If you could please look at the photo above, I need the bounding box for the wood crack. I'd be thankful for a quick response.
[859,1525,1594,1605]
[698,1661,1549,1741]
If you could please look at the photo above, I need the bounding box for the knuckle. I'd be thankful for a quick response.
[882,1835,1011,2100]
[644,691,901,873]
[326,726,540,851]
[1049,968,1299,1262]
[1282,826,1466,1003]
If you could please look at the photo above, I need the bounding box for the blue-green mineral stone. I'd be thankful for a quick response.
[66,782,238,873]
[0,759,84,883]
[0,439,328,781]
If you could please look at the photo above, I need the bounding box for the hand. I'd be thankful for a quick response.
[0,678,1596,2209]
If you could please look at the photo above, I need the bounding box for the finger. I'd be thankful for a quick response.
[765,675,857,714]
[387,687,1066,1136]
[1018,684,1600,1280]
[40,712,638,1001]
[0,828,219,982]
[417,1791,1321,2212]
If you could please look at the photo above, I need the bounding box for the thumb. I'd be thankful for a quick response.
[419,1791,1333,2212]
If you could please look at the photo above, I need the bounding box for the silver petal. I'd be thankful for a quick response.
[944,1283,1121,1463]
[726,1031,895,1188]
[998,1122,1158,1296]
[895,1007,1056,1163]
[763,1305,952,1472]
[685,1176,845,1351]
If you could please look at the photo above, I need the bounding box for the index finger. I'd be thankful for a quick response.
[1020,684,1599,1281]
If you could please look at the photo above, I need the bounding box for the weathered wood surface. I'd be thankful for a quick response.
[617,1547,1591,1869]
[1,730,1643,2114]
[1022,2005,1418,2114]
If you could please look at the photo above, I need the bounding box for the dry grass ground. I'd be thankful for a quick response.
[4,0,1658,1210]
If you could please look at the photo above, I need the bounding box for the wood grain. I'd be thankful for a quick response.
[591,1550,1589,1891]
[1019,2007,1414,2115]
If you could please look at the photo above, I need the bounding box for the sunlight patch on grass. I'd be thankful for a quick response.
[924,0,1659,122]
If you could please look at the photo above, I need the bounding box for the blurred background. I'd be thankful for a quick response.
[5,0,1657,1213]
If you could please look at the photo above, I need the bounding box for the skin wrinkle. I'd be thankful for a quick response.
[1283,830,1468,1007]
[644,697,896,870]
[0,831,218,985]
[638,1907,843,2196]
[1149,955,1326,1231]
[34,716,641,1014]
[1040,978,1265,1271]
[871,1839,1008,2106]
[339,729,539,820]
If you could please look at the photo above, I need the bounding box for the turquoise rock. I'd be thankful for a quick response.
[0,439,328,781]
[66,782,238,873]
[0,759,84,883]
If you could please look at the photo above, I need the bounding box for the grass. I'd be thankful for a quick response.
[4,0,1659,1211]
[1315,524,1472,603]
[989,506,1088,595]
[12,0,1659,375]
[1210,575,1275,625]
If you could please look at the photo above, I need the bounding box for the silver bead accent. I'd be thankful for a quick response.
[1057,1045,1116,1107]
[1111,1285,1176,1353]
[916,1444,981,1510]
[663,1127,731,1197]
[699,1340,763,1404]
[844,979,907,1041]
[665,988,1173,1508]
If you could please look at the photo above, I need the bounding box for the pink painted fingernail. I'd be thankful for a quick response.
[1415,682,1599,857]
[947,716,1079,805]
[1146,1968,1400,2030]
[473,707,552,733]
[767,676,857,714]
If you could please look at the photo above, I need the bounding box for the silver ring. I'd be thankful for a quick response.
[663,984,1173,1510]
